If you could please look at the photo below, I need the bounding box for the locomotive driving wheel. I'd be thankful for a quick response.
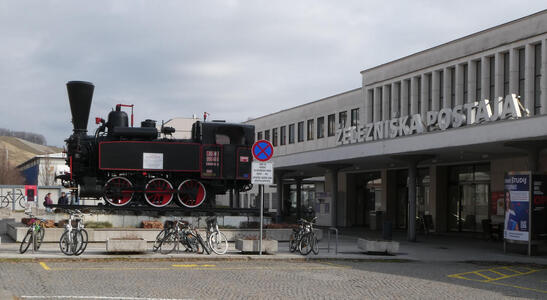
[177,179,207,208]
[104,177,134,206]
[144,178,174,207]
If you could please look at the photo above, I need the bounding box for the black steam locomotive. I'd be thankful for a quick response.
[59,81,254,208]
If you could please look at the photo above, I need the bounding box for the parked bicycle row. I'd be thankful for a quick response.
[18,213,320,256]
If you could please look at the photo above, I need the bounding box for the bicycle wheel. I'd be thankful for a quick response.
[74,229,88,256]
[59,231,74,256]
[289,233,298,253]
[311,234,319,255]
[160,232,178,254]
[35,227,45,250]
[18,196,26,208]
[19,230,33,254]
[71,231,84,255]
[299,233,313,255]
[152,228,169,252]
[209,232,228,255]
[0,196,9,208]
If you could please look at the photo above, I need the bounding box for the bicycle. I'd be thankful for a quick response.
[152,221,175,252]
[289,217,318,255]
[19,213,46,254]
[159,219,209,255]
[59,210,88,256]
[205,216,228,255]
[1,190,26,208]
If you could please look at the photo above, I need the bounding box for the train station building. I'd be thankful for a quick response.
[241,10,547,239]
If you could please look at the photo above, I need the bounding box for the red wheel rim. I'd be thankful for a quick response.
[104,177,133,206]
[177,180,206,208]
[144,178,173,207]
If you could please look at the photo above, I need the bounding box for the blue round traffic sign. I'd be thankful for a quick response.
[252,140,274,162]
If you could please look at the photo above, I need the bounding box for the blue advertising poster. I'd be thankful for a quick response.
[504,174,530,241]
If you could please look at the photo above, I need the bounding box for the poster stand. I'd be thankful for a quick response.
[503,171,547,256]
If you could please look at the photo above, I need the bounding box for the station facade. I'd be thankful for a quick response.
[242,11,547,238]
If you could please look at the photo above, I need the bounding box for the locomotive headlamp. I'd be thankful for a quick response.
[95,117,105,125]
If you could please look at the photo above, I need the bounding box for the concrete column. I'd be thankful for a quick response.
[295,177,302,220]
[421,74,428,119]
[443,67,451,108]
[509,48,518,94]
[383,85,390,121]
[468,60,477,103]
[525,43,534,115]
[455,64,464,105]
[391,82,399,118]
[432,71,440,111]
[402,79,409,116]
[411,77,419,115]
[481,57,489,101]
[495,52,504,99]
[235,190,240,209]
[365,88,373,124]
[229,189,234,208]
[408,161,417,242]
[374,87,382,122]
[542,40,547,115]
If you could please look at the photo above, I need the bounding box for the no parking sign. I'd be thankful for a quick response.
[251,140,273,184]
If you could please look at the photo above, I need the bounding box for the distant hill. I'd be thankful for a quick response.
[0,136,62,166]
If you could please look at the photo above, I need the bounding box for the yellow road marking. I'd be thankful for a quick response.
[489,281,547,294]
[447,266,540,283]
[36,263,346,272]
[39,262,50,271]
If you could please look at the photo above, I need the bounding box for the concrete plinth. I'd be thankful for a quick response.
[357,238,399,254]
[106,238,147,253]
[235,239,278,253]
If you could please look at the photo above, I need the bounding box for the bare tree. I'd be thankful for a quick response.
[39,154,55,186]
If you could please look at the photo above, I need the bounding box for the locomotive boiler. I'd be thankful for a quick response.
[59,81,254,209]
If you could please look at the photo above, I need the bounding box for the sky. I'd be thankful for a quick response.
[0,1,546,147]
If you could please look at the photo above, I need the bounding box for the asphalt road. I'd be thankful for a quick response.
[0,260,545,299]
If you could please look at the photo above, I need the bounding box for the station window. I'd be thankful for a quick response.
[489,56,495,100]
[439,71,444,107]
[350,108,359,126]
[518,48,525,101]
[339,111,347,129]
[450,68,455,108]
[534,44,542,115]
[257,131,262,141]
[280,126,286,145]
[272,128,278,146]
[503,52,510,96]
[317,117,324,139]
[327,114,335,136]
[264,130,270,141]
[476,60,481,100]
[297,122,304,142]
[307,119,314,140]
[463,64,468,103]
[289,124,295,144]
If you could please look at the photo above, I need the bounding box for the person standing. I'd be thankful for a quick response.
[58,192,69,205]
[43,193,53,213]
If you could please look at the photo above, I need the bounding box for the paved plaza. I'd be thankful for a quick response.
[0,260,545,299]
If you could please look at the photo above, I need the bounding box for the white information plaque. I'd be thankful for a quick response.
[143,153,164,169]
[251,162,273,184]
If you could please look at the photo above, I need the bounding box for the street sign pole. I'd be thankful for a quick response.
[259,184,263,255]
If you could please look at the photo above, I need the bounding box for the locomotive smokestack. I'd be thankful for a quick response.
[67,81,94,134]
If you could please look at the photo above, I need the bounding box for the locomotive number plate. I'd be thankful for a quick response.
[143,153,164,169]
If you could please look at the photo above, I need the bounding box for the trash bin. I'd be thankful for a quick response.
[383,220,393,240]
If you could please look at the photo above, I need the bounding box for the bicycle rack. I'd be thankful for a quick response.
[318,226,338,254]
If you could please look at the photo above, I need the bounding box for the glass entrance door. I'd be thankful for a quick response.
[448,183,490,232]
